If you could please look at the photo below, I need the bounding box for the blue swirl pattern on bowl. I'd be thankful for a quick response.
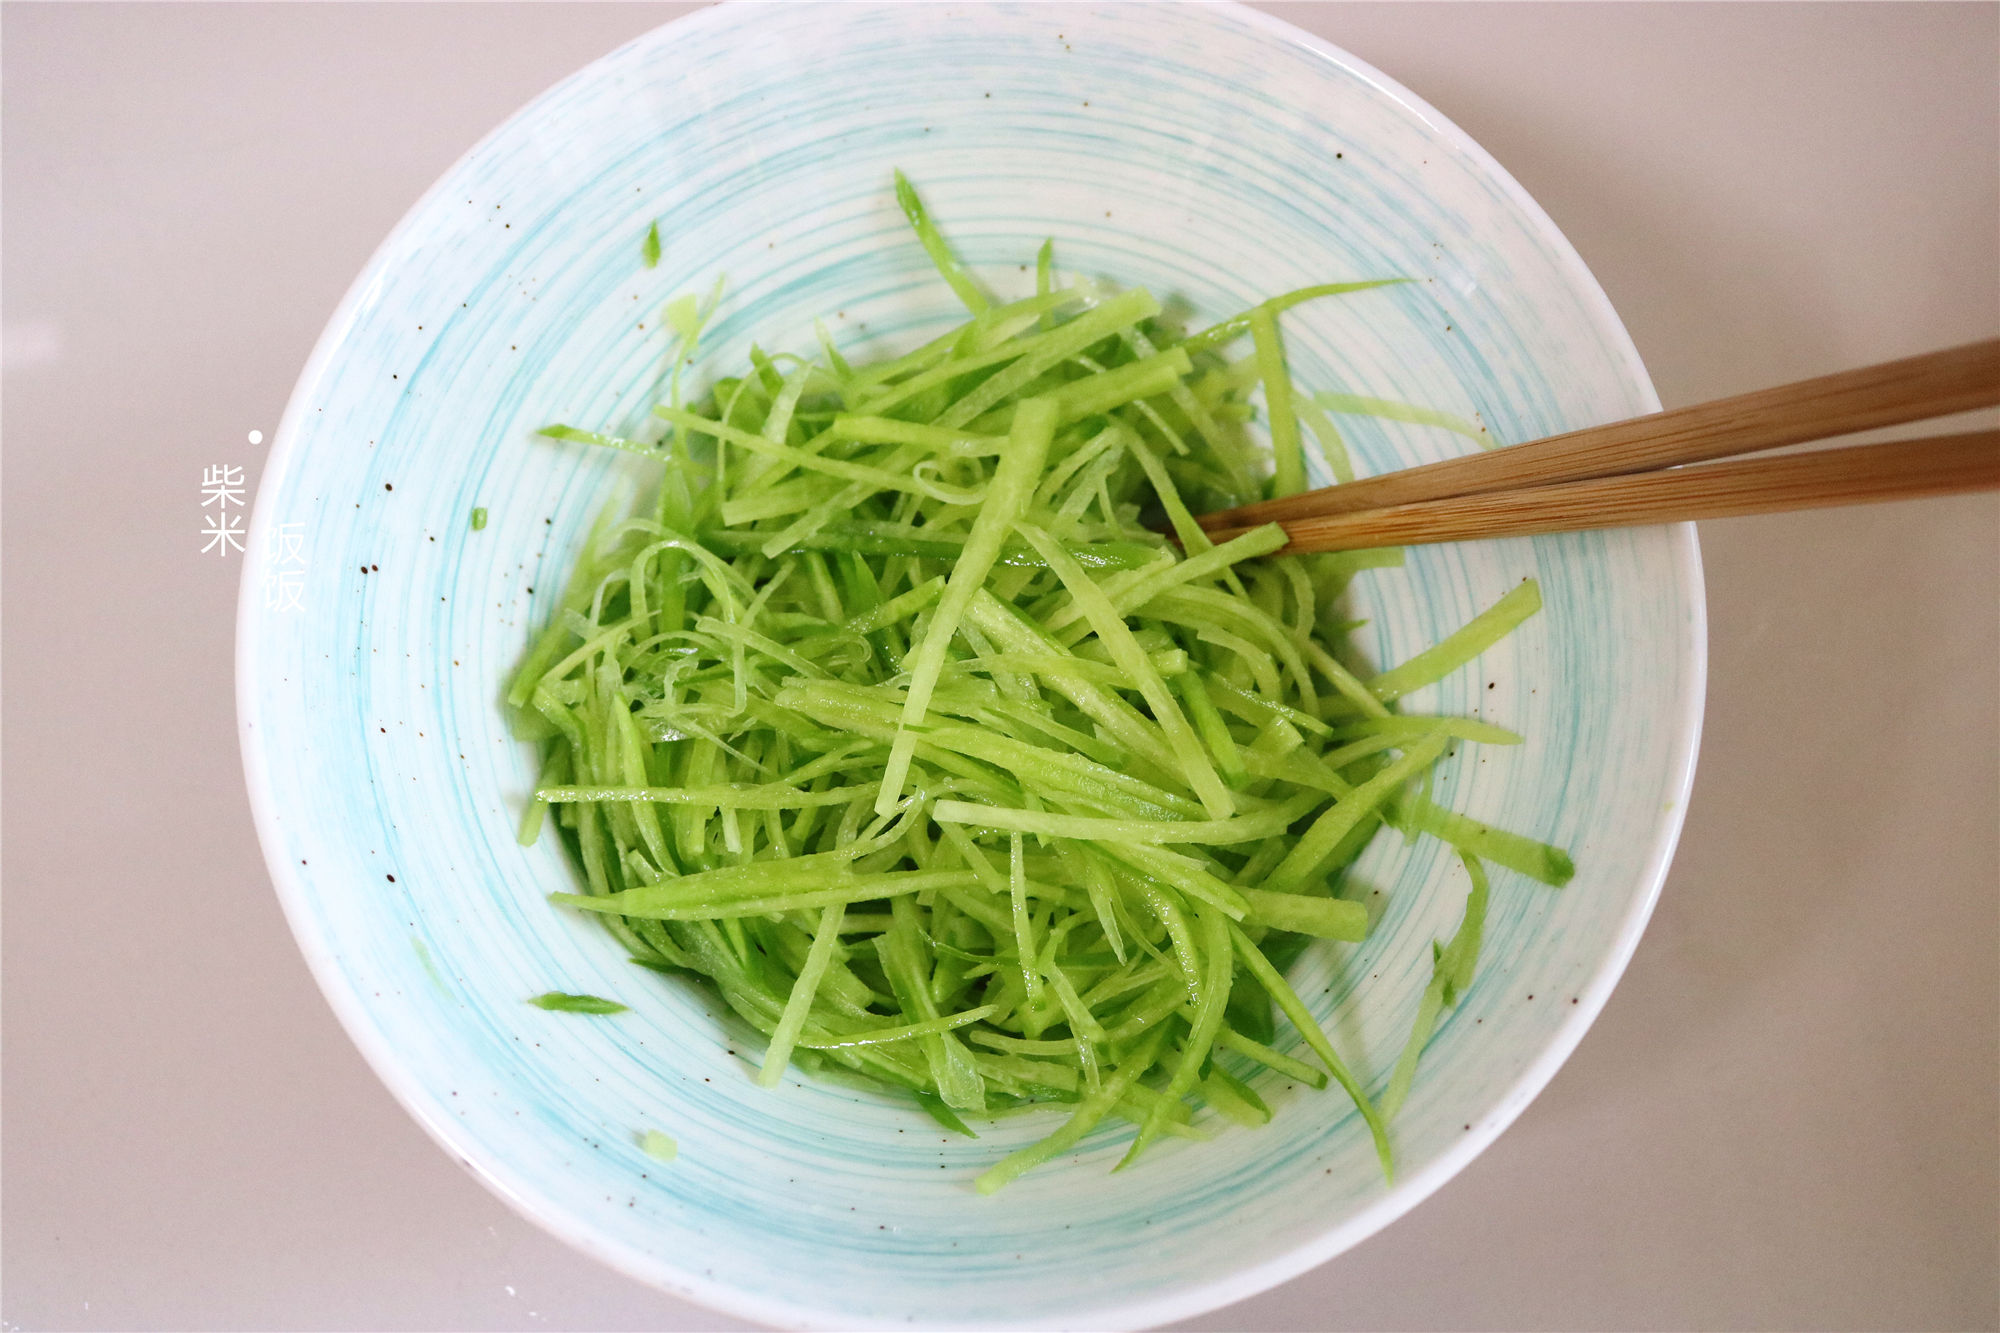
[238,5,1703,1327]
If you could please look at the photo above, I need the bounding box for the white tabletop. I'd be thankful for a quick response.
[4,4,1994,1329]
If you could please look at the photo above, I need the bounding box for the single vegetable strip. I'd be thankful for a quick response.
[879,398,1057,814]
[529,992,628,1015]
[539,783,872,809]
[553,870,979,920]
[1215,1028,1329,1089]
[1240,887,1368,941]
[797,1006,999,1050]
[1392,793,1574,886]
[1035,238,1054,328]
[1229,920,1393,1176]
[895,170,990,315]
[1313,390,1488,446]
[879,898,988,1110]
[1179,280,1412,355]
[1380,854,1491,1118]
[1202,1065,1273,1127]
[1366,579,1542,702]
[1121,904,1232,1167]
[758,903,847,1086]
[931,791,1319,845]
[1250,306,1306,497]
[1265,735,1449,893]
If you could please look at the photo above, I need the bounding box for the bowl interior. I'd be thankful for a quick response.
[239,5,1703,1328]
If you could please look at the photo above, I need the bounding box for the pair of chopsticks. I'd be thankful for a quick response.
[1195,338,2000,553]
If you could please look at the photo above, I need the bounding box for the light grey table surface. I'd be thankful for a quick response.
[3,4,1995,1330]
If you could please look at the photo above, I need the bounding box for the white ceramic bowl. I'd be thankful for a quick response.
[238,4,1704,1327]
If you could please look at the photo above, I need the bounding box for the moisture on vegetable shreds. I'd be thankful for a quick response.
[509,171,1573,1189]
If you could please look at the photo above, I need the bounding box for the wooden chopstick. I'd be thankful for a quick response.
[1195,337,2000,533]
[1205,430,2000,554]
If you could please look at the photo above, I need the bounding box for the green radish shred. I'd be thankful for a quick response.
[1248,306,1305,497]
[1313,390,1489,448]
[1241,886,1368,941]
[509,172,1574,1191]
[1180,280,1415,355]
[1380,853,1490,1119]
[1390,794,1575,887]
[642,220,662,269]
[895,169,990,315]
[1364,579,1544,703]
[879,396,1056,816]
[1202,1064,1273,1127]
[529,992,629,1015]
[1216,1027,1329,1088]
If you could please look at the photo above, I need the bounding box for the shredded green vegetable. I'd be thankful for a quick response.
[1380,853,1490,1120]
[471,506,488,531]
[528,991,629,1015]
[509,174,1573,1188]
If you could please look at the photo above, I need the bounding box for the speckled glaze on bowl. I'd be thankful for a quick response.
[237,4,1704,1327]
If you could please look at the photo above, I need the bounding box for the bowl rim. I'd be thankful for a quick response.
[236,3,1708,1327]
